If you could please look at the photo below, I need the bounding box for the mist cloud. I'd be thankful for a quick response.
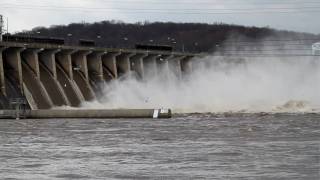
[81,51,320,113]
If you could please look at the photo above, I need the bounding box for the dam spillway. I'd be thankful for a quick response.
[0,41,196,110]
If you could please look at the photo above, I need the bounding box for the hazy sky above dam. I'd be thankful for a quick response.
[1,0,320,34]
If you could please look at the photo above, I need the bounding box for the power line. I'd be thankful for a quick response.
[211,54,319,57]
[8,0,320,5]
[216,49,313,52]
[225,39,320,42]
[220,44,318,48]
[1,5,320,14]
[215,39,320,46]
[1,3,320,11]
[98,0,320,5]
[216,48,312,54]
[0,15,3,41]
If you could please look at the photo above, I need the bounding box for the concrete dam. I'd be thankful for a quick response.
[0,41,195,111]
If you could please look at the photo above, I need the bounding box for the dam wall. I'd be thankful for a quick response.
[0,42,196,109]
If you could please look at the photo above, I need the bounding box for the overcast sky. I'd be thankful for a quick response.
[1,0,320,34]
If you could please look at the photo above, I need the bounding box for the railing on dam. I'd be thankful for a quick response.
[0,41,196,109]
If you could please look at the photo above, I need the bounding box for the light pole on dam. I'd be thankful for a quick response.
[0,15,3,42]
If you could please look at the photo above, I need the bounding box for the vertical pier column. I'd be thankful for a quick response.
[143,54,158,80]
[102,52,120,79]
[39,49,59,79]
[56,50,76,80]
[4,47,24,95]
[168,55,185,80]
[72,50,91,83]
[116,52,135,77]
[38,49,71,107]
[21,48,41,78]
[181,56,194,77]
[130,53,147,80]
[56,50,85,106]
[21,48,54,109]
[87,51,105,83]
[87,51,106,96]
[0,47,6,96]
[156,54,171,80]
[71,50,96,101]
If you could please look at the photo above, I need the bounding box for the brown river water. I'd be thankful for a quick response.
[0,113,319,179]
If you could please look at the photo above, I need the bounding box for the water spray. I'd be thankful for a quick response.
[82,44,320,113]
[312,42,320,55]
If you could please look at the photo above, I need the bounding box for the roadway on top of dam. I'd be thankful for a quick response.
[0,41,198,57]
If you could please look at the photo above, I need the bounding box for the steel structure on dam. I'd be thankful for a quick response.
[0,41,195,110]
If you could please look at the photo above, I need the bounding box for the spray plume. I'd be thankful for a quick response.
[82,43,320,113]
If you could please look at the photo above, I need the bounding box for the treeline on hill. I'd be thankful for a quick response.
[16,20,320,53]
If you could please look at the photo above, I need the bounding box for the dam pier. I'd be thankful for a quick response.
[0,40,195,118]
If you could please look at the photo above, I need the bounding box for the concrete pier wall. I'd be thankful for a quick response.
[21,53,53,109]
[87,51,105,93]
[3,48,24,95]
[72,50,91,83]
[180,56,193,76]
[0,41,196,109]
[168,55,184,80]
[21,63,51,109]
[39,62,70,106]
[116,52,134,77]
[22,49,41,78]
[39,49,59,79]
[56,50,86,104]
[87,52,104,82]
[56,50,75,80]
[71,50,96,101]
[143,54,158,80]
[39,49,71,106]
[56,64,83,106]
[102,52,119,80]
[130,53,146,79]
[0,47,6,96]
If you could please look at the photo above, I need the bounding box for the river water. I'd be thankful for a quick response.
[0,113,319,179]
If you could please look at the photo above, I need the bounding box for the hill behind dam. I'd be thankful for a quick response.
[16,21,320,53]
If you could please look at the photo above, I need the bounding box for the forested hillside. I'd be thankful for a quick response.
[17,21,320,53]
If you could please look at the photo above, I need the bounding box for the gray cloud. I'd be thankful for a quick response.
[1,0,319,34]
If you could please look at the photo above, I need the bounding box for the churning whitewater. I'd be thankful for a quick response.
[81,55,320,113]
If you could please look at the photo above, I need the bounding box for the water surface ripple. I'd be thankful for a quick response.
[0,113,319,179]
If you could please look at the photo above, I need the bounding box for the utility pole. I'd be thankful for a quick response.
[0,15,3,41]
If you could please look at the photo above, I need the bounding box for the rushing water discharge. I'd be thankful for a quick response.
[82,55,320,113]
[0,114,319,179]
